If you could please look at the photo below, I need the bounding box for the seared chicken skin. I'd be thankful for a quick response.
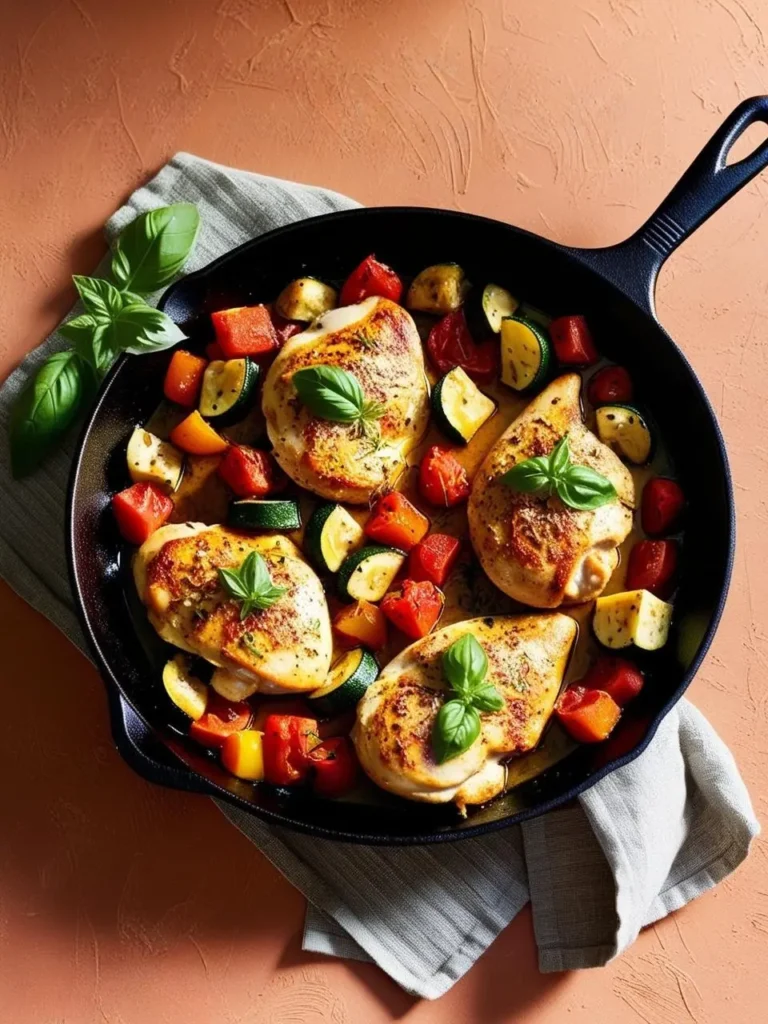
[468,375,634,608]
[353,614,577,808]
[134,524,332,696]
[262,297,430,504]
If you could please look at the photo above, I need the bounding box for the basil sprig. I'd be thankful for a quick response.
[9,203,200,478]
[432,634,504,764]
[218,551,287,620]
[292,365,385,436]
[500,435,616,511]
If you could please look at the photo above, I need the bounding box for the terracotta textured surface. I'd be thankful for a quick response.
[1,0,767,1020]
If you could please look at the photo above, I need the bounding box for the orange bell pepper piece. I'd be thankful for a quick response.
[333,600,388,650]
[364,491,429,551]
[169,410,229,455]
[554,686,621,743]
[163,349,208,407]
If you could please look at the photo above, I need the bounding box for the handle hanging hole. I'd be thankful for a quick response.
[725,120,768,166]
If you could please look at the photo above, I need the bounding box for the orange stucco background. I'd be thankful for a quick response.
[2,1,768,1021]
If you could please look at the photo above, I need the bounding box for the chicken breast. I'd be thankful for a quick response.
[134,524,332,696]
[353,614,577,809]
[468,374,634,608]
[262,297,430,504]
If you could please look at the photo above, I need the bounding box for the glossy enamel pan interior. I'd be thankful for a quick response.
[68,98,768,843]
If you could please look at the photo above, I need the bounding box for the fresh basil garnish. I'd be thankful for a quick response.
[9,350,86,478]
[9,204,201,478]
[218,551,287,620]
[432,634,504,764]
[501,435,616,511]
[292,365,385,435]
[110,203,200,295]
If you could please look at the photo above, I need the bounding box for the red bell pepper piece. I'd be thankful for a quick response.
[262,714,319,786]
[626,540,678,598]
[364,491,429,551]
[587,365,633,406]
[408,533,461,587]
[550,315,598,366]
[189,693,252,748]
[580,656,644,707]
[426,310,498,383]
[270,310,304,345]
[163,349,208,407]
[339,254,403,306]
[112,482,173,545]
[380,579,444,640]
[418,446,470,507]
[211,304,279,358]
[218,445,286,498]
[309,736,359,798]
[641,477,685,536]
[555,685,621,743]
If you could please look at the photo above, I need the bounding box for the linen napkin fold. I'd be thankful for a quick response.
[0,153,759,1000]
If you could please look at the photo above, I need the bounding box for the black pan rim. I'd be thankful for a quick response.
[66,204,736,844]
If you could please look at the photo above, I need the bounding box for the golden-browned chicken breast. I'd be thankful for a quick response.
[468,374,634,608]
[134,524,332,696]
[353,614,577,809]
[262,297,430,504]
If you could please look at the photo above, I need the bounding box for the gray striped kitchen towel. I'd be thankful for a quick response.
[0,153,759,999]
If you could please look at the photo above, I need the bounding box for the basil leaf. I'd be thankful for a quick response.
[9,351,85,478]
[432,701,481,764]
[549,435,570,478]
[109,303,186,355]
[442,634,488,694]
[469,683,505,713]
[111,203,200,294]
[500,455,552,495]
[73,276,124,324]
[555,465,617,511]
[292,366,365,423]
[218,552,287,619]
[60,315,117,375]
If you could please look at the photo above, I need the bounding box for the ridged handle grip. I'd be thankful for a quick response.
[573,96,768,313]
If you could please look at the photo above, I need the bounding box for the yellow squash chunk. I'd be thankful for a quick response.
[221,729,265,781]
[162,654,209,720]
[593,589,672,651]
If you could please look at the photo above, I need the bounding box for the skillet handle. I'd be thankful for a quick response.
[106,686,220,797]
[572,96,768,314]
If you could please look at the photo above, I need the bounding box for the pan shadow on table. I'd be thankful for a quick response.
[0,583,565,1019]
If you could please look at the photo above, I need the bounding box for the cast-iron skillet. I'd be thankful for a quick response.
[68,98,768,844]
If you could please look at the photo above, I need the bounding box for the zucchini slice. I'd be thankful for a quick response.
[305,503,364,573]
[406,263,468,314]
[228,498,302,531]
[199,357,258,419]
[276,277,337,321]
[466,283,518,335]
[595,405,652,465]
[337,545,406,602]
[127,426,184,491]
[163,654,208,720]
[309,648,379,716]
[500,317,551,392]
[517,302,552,330]
[432,367,496,445]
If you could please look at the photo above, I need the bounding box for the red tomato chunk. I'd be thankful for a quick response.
[212,304,279,358]
[262,715,319,786]
[580,656,644,707]
[218,445,286,498]
[340,254,403,306]
[587,365,633,406]
[626,539,678,598]
[427,310,498,383]
[381,579,444,640]
[550,315,598,366]
[641,477,685,536]
[189,694,252,748]
[112,482,173,545]
[309,736,359,798]
[419,446,470,507]
[408,534,461,587]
